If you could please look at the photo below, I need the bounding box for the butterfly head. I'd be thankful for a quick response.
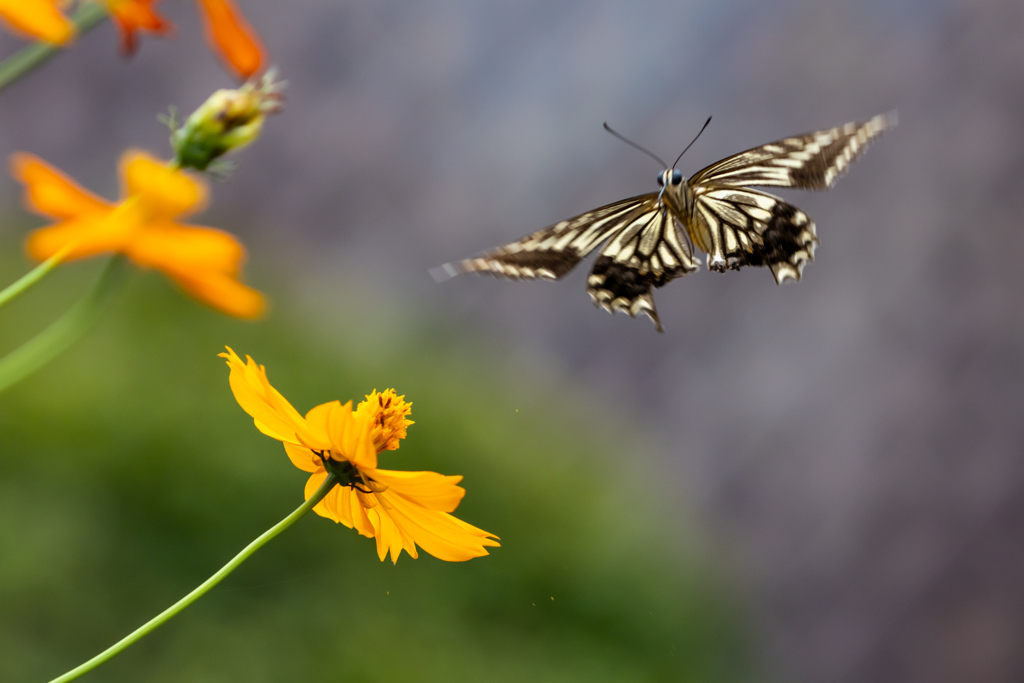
[656,169,684,187]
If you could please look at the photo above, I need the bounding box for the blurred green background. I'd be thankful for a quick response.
[0,252,752,682]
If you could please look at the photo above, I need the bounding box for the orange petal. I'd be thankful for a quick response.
[11,153,111,220]
[24,215,130,262]
[121,150,206,219]
[194,0,264,79]
[125,222,265,318]
[125,222,244,275]
[0,0,75,44]
[103,0,172,57]
[172,270,265,318]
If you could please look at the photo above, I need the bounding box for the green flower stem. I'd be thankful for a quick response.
[0,245,75,310]
[0,2,109,93]
[48,473,341,683]
[0,255,126,393]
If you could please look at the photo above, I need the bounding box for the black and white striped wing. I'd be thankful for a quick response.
[691,112,896,191]
[432,194,653,282]
[587,205,700,331]
[691,186,818,284]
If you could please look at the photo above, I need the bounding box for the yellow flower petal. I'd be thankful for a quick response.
[368,503,414,562]
[10,153,110,220]
[373,489,498,563]
[0,0,75,44]
[194,0,264,79]
[371,469,465,512]
[360,468,498,563]
[314,482,376,538]
[304,401,343,451]
[284,442,321,473]
[122,150,207,220]
[327,404,377,470]
[220,347,316,446]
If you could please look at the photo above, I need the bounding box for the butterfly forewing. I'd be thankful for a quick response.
[691,112,896,191]
[691,187,818,283]
[436,194,653,281]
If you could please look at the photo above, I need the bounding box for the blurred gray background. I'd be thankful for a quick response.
[2,0,1023,681]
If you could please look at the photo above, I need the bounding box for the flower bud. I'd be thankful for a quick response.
[169,70,283,171]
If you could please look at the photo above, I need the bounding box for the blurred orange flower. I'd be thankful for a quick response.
[0,0,74,44]
[194,0,263,80]
[12,151,265,319]
[103,0,170,57]
[0,0,263,79]
[221,348,500,563]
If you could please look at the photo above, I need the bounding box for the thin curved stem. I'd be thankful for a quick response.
[0,244,76,310]
[0,3,109,93]
[0,255,126,393]
[47,473,341,683]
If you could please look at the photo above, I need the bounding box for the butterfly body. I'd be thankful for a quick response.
[436,113,896,332]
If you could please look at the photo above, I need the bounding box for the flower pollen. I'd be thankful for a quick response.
[357,389,413,453]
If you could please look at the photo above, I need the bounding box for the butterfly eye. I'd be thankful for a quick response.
[671,170,683,185]
[656,173,665,187]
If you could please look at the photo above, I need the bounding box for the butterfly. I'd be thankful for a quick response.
[433,112,896,332]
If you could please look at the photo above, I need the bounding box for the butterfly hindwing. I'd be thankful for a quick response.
[435,194,653,281]
[587,205,700,331]
[691,186,818,284]
[690,112,896,191]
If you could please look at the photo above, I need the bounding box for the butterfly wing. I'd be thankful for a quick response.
[432,194,654,282]
[690,112,896,191]
[587,203,700,332]
[689,186,817,284]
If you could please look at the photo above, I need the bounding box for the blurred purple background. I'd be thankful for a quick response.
[2,0,1023,680]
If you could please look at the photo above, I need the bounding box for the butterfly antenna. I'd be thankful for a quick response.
[603,122,668,168]
[672,116,712,169]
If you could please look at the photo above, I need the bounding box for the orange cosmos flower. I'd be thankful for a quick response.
[0,0,263,80]
[12,151,265,319]
[221,348,500,563]
[194,0,263,80]
[105,0,263,77]
[102,0,170,57]
[0,0,75,44]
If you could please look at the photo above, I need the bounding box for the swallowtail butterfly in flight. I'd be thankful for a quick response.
[433,112,896,332]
